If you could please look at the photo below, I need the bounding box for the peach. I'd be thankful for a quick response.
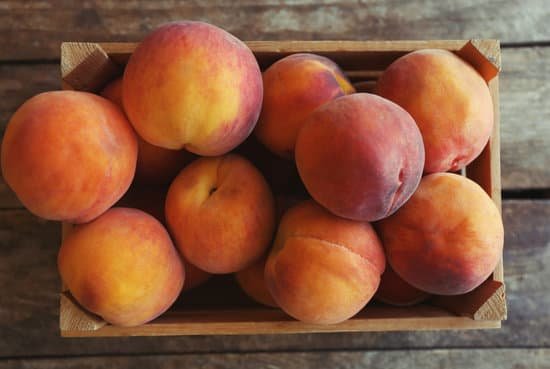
[135,138,195,185]
[101,78,194,185]
[255,53,355,158]
[58,208,184,327]
[165,154,276,274]
[116,185,211,291]
[1,91,137,223]
[235,256,277,307]
[265,201,385,324]
[100,77,124,107]
[123,21,263,155]
[295,93,425,222]
[374,264,430,306]
[376,173,504,295]
[375,49,494,173]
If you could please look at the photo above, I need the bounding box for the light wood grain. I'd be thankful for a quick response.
[1,349,549,368]
[1,0,550,61]
[0,200,547,356]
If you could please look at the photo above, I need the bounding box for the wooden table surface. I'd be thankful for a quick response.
[1,1,549,368]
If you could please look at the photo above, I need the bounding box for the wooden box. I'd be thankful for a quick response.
[59,40,505,337]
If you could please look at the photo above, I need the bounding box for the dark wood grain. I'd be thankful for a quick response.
[1,349,549,369]
[1,0,550,61]
[0,200,547,357]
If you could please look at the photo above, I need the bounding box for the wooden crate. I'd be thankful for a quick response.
[59,40,505,337]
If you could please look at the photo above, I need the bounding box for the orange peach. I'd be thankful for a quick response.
[374,264,430,306]
[235,256,277,307]
[101,78,194,185]
[165,154,276,274]
[1,91,137,223]
[376,173,504,295]
[123,21,263,155]
[295,93,424,222]
[255,53,355,158]
[58,207,184,327]
[100,77,124,107]
[375,49,493,173]
[116,185,211,291]
[134,137,195,185]
[265,201,385,324]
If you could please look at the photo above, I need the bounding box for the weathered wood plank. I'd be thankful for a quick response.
[0,200,547,357]
[1,0,549,61]
[1,349,549,369]
[499,47,550,189]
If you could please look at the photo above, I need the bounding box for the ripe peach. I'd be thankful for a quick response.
[374,264,430,306]
[295,93,424,222]
[100,77,124,107]
[255,53,355,158]
[265,201,385,324]
[123,21,263,155]
[376,173,504,295]
[101,78,194,185]
[1,91,137,223]
[58,208,184,327]
[235,256,277,307]
[134,138,195,185]
[375,49,494,173]
[165,154,276,274]
[116,185,211,291]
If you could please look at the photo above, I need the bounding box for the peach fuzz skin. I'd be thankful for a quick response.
[295,93,425,222]
[101,78,194,185]
[123,21,263,155]
[165,154,276,274]
[255,53,355,159]
[376,173,504,295]
[116,185,211,291]
[375,49,494,173]
[235,256,278,307]
[1,91,137,223]
[265,201,385,324]
[374,264,430,306]
[58,208,185,327]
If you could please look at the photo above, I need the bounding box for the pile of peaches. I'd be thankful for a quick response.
[1,21,504,327]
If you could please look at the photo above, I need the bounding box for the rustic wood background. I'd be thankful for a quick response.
[1,1,549,367]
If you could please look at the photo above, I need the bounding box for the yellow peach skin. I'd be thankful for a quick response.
[123,21,263,155]
[255,53,355,158]
[165,154,276,274]
[1,91,137,223]
[265,201,385,324]
[376,49,494,173]
[58,208,185,327]
[376,173,504,295]
[101,78,194,185]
